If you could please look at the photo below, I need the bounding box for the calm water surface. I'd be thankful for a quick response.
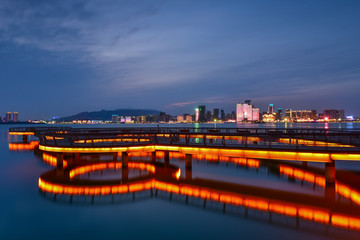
[1,123,360,240]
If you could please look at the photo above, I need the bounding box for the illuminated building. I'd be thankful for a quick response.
[236,103,252,121]
[177,116,184,122]
[268,104,274,114]
[5,112,11,122]
[284,109,317,122]
[112,114,120,122]
[185,115,192,123]
[262,113,276,122]
[285,109,292,119]
[237,101,259,122]
[252,108,260,121]
[13,112,18,122]
[195,108,199,122]
[125,116,132,123]
[277,108,283,120]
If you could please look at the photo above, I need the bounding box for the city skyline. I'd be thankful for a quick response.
[0,101,352,123]
[1,0,360,119]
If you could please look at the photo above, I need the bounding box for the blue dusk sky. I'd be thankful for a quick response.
[0,0,360,120]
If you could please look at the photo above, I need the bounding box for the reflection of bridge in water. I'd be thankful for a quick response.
[36,157,360,232]
[7,127,360,234]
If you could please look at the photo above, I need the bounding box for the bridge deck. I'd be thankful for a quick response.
[9,126,360,162]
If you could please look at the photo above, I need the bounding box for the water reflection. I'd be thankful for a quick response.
[8,141,39,151]
[33,151,360,234]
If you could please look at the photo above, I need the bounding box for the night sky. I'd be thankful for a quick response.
[1,0,359,120]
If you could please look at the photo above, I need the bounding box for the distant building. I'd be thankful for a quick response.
[311,110,317,120]
[5,112,11,122]
[206,111,212,122]
[159,112,166,122]
[198,105,206,122]
[285,109,292,120]
[268,104,274,114]
[236,103,252,121]
[277,108,283,121]
[195,108,199,122]
[185,115,192,122]
[213,108,220,121]
[284,109,318,121]
[262,113,276,122]
[112,114,120,122]
[236,101,259,122]
[252,108,260,121]
[177,115,184,122]
[230,111,236,120]
[220,109,225,121]
[13,112,18,122]
[323,109,345,120]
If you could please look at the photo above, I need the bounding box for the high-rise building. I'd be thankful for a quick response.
[198,105,206,122]
[195,108,199,122]
[268,104,274,114]
[277,108,283,120]
[323,109,345,120]
[231,111,236,120]
[311,110,317,120]
[220,109,225,121]
[252,108,260,121]
[5,112,11,122]
[245,100,252,105]
[285,109,292,119]
[213,108,220,121]
[206,111,212,122]
[13,112,18,122]
[236,102,253,121]
[159,112,166,122]
[236,103,252,121]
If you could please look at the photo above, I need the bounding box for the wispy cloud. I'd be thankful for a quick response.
[1,0,360,117]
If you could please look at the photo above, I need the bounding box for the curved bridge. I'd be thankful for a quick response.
[8,126,360,186]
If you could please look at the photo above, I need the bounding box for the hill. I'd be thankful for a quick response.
[58,109,160,122]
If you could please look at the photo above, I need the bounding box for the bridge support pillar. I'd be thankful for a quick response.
[122,152,128,168]
[185,154,192,180]
[56,153,63,169]
[75,152,80,159]
[22,135,28,143]
[164,151,170,167]
[302,161,308,168]
[113,152,118,161]
[185,154,192,169]
[186,168,192,180]
[325,161,335,186]
[122,167,128,183]
[151,151,156,163]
